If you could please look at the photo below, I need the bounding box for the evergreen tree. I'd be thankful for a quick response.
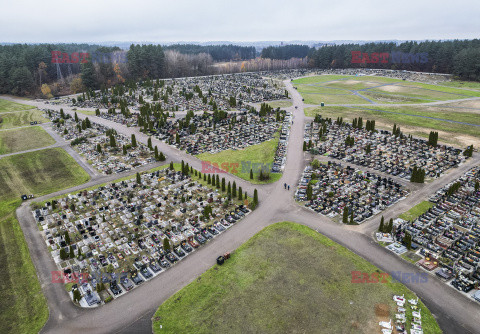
[136,172,141,184]
[307,183,313,200]
[60,248,67,260]
[69,246,74,258]
[238,186,243,200]
[131,134,137,147]
[207,174,211,184]
[216,175,220,188]
[163,237,171,251]
[250,169,253,179]
[169,161,174,170]
[148,137,153,150]
[97,143,102,153]
[343,207,349,224]
[253,189,258,208]
[379,216,385,232]
[73,289,81,303]
[232,181,237,197]
[222,178,226,192]
[303,141,307,151]
[110,134,116,147]
[227,182,231,196]
[64,231,71,245]
[123,145,127,155]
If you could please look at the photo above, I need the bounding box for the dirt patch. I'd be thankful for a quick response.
[378,85,405,93]
[375,303,390,317]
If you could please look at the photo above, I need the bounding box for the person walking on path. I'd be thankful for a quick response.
[284,183,287,189]
[288,185,290,190]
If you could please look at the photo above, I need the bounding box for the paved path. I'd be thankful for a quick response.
[4,77,480,334]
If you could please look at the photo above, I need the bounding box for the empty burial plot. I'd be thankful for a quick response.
[152,222,441,334]
[0,147,90,217]
[0,147,89,334]
[0,126,55,155]
[0,109,49,130]
[0,99,35,113]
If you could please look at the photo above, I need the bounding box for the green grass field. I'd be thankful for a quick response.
[0,110,49,130]
[152,222,441,334]
[399,201,434,222]
[196,133,282,184]
[74,109,97,116]
[293,75,480,106]
[265,100,292,108]
[0,99,35,113]
[0,147,90,334]
[0,126,55,155]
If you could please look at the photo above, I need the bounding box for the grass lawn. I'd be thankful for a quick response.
[0,99,35,113]
[265,100,292,108]
[293,75,480,106]
[0,126,55,155]
[152,222,441,334]
[74,109,97,116]
[399,201,434,222]
[196,133,282,184]
[0,110,49,130]
[441,80,480,90]
[0,147,90,334]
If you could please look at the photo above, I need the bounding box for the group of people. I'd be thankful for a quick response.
[284,183,290,190]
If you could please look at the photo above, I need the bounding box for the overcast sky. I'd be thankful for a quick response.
[1,0,479,44]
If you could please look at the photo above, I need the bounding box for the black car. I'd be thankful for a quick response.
[110,281,123,296]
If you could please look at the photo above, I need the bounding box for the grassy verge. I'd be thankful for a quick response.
[0,110,49,130]
[196,132,282,184]
[152,222,441,334]
[0,147,90,334]
[398,201,434,222]
[0,127,55,155]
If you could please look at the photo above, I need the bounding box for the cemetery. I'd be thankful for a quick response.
[384,166,480,298]
[33,167,251,306]
[156,107,287,156]
[70,72,287,113]
[305,117,466,180]
[295,160,408,223]
[44,109,163,174]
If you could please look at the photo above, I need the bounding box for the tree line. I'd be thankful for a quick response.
[261,44,313,60]
[164,44,256,61]
[308,39,480,81]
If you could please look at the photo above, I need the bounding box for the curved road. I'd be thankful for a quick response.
[7,77,480,334]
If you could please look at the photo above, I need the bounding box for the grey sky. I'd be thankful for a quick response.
[1,0,479,44]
